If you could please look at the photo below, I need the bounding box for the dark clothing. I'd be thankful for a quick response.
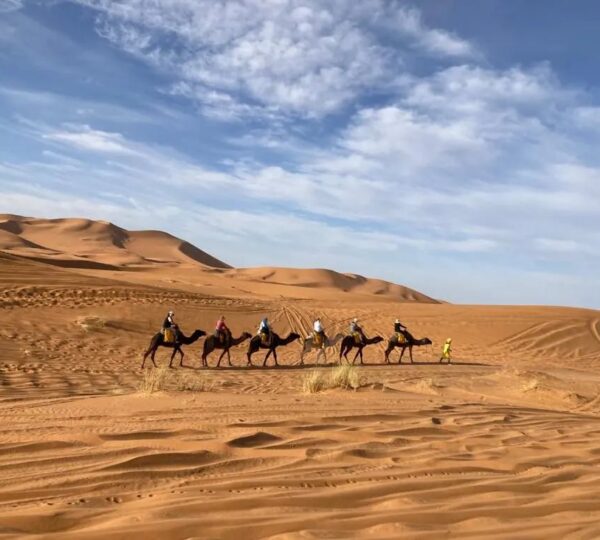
[162,315,175,330]
[394,322,406,333]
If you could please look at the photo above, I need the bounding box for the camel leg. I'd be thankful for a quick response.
[227,349,232,367]
[409,346,414,364]
[263,348,273,367]
[398,346,405,364]
[141,349,151,369]
[352,348,360,365]
[384,346,391,364]
[168,347,178,368]
[272,348,278,367]
[179,348,185,368]
[142,344,158,369]
[216,349,227,368]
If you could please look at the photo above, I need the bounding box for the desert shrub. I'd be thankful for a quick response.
[76,315,108,332]
[330,365,362,390]
[302,370,328,394]
[139,365,169,394]
[138,367,212,394]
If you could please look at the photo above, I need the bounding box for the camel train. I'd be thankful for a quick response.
[142,312,435,369]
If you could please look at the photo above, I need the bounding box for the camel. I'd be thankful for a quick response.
[384,332,432,364]
[300,333,344,365]
[247,332,301,367]
[141,328,206,369]
[201,332,252,368]
[339,335,384,365]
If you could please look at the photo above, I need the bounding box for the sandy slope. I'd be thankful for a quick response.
[0,219,599,539]
[0,215,436,303]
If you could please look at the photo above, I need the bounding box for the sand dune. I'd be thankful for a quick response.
[0,215,436,303]
[0,216,599,538]
[0,215,231,269]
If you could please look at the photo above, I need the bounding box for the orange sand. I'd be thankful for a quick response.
[0,215,599,539]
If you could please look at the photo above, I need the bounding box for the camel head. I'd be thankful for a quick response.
[289,332,301,341]
[241,331,252,339]
[421,337,432,345]
[372,336,384,344]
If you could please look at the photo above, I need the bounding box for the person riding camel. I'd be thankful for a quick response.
[258,317,271,345]
[394,319,409,343]
[215,315,230,345]
[313,317,325,347]
[162,310,179,343]
[349,318,365,344]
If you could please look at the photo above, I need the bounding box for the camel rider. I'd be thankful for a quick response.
[215,315,230,344]
[394,319,409,343]
[162,310,179,343]
[313,317,325,345]
[258,317,271,344]
[350,318,365,344]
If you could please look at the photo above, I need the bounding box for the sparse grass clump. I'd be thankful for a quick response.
[301,365,365,394]
[139,365,169,394]
[138,367,212,394]
[302,370,328,394]
[76,315,108,332]
[330,365,361,390]
[173,371,213,392]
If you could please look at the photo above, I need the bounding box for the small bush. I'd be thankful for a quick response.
[139,365,169,394]
[173,371,212,392]
[139,367,212,394]
[302,370,328,394]
[302,365,365,394]
[76,315,108,332]
[330,365,361,390]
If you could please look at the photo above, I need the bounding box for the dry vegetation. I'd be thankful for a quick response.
[76,315,108,332]
[302,365,364,393]
[139,367,212,393]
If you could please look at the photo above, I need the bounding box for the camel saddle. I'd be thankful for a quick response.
[352,332,362,345]
[260,332,271,346]
[163,328,176,344]
[395,332,407,344]
[314,332,324,347]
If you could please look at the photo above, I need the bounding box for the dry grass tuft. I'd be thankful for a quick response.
[76,315,108,332]
[139,365,169,394]
[173,371,213,392]
[330,365,362,390]
[302,365,365,393]
[139,367,212,394]
[302,370,328,394]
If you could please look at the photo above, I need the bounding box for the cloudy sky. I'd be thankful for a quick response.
[1,1,599,307]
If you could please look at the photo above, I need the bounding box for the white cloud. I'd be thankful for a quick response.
[70,1,477,119]
[384,6,476,58]
[43,124,137,154]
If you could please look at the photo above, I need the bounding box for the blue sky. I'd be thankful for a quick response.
[0,1,599,308]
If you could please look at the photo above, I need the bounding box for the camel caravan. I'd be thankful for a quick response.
[142,311,439,369]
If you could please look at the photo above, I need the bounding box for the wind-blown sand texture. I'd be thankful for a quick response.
[1,216,599,539]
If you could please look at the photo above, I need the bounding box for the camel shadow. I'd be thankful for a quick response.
[184,360,492,370]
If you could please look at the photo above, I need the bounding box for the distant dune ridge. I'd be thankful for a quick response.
[0,214,231,269]
[0,214,438,302]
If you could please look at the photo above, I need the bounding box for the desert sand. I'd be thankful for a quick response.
[1,215,600,539]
